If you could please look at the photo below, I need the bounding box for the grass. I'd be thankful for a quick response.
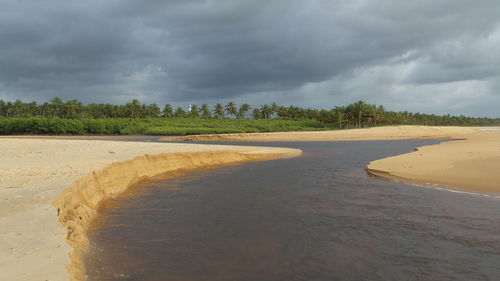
[0,117,331,135]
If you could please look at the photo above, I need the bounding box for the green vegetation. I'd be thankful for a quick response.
[0,117,327,135]
[0,98,499,135]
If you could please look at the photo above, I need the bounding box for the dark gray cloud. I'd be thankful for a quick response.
[1,0,500,116]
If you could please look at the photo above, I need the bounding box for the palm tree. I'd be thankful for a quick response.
[213,103,225,118]
[270,102,279,117]
[260,104,272,119]
[63,99,82,118]
[0,100,6,117]
[225,101,237,117]
[331,106,346,129]
[287,105,304,119]
[125,99,142,118]
[102,104,115,118]
[27,101,38,117]
[174,106,186,117]
[12,100,25,117]
[201,104,212,118]
[50,97,63,117]
[346,100,370,128]
[252,108,261,119]
[162,104,173,117]
[146,104,161,118]
[188,104,200,118]
[236,103,251,119]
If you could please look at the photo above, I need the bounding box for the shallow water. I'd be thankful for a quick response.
[85,140,500,281]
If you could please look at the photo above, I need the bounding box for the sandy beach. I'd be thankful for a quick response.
[160,125,479,142]
[0,138,301,281]
[163,125,500,192]
[367,129,500,193]
[2,125,500,281]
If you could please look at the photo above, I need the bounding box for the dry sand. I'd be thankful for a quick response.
[162,125,500,192]
[367,129,500,193]
[0,138,301,281]
[160,125,479,142]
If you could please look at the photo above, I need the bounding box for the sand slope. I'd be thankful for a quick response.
[0,139,301,281]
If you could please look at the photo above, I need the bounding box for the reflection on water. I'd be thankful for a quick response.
[85,140,500,281]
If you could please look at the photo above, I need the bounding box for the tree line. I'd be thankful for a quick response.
[1,98,499,128]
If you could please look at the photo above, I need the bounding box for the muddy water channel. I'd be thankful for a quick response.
[85,140,500,281]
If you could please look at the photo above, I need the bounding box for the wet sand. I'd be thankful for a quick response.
[163,126,500,193]
[0,138,300,281]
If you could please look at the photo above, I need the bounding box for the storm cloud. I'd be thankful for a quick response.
[1,0,500,116]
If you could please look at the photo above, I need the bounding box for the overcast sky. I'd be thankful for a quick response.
[1,0,499,117]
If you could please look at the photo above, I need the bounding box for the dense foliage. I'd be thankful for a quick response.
[0,117,327,135]
[0,98,498,135]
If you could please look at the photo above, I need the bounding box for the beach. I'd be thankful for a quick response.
[0,138,301,281]
[367,129,500,193]
[2,125,500,281]
[160,125,479,142]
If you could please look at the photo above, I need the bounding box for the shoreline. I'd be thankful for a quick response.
[0,138,301,281]
[159,125,479,142]
[161,125,500,193]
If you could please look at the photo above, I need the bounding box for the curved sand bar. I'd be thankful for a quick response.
[0,138,301,281]
[163,125,500,192]
[367,129,500,193]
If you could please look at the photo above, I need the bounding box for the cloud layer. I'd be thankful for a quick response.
[1,0,499,116]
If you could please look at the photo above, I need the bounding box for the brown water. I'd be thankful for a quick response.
[85,140,500,281]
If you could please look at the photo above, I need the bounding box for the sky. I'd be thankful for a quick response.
[1,0,500,117]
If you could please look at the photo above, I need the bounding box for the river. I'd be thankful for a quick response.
[85,140,500,281]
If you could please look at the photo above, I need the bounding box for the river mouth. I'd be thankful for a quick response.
[85,140,500,281]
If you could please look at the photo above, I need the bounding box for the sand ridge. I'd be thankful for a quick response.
[0,138,301,281]
[160,125,479,142]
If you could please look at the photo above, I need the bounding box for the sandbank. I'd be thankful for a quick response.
[366,129,500,193]
[0,138,301,281]
[160,125,478,142]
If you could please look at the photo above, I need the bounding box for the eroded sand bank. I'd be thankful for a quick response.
[0,138,301,281]
[162,125,500,193]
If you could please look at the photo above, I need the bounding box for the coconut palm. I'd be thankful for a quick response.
[125,99,142,118]
[162,104,173,117]
[49,97,63,117]
[213,103,225,118]
[188,104,200,118]
[252,108,261,119]
[236,103,251,119]
[201,104,212,118]
[260,104,272,119]
[63,99,82,118]
[174,106,186,117]
[225,101,238,117]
